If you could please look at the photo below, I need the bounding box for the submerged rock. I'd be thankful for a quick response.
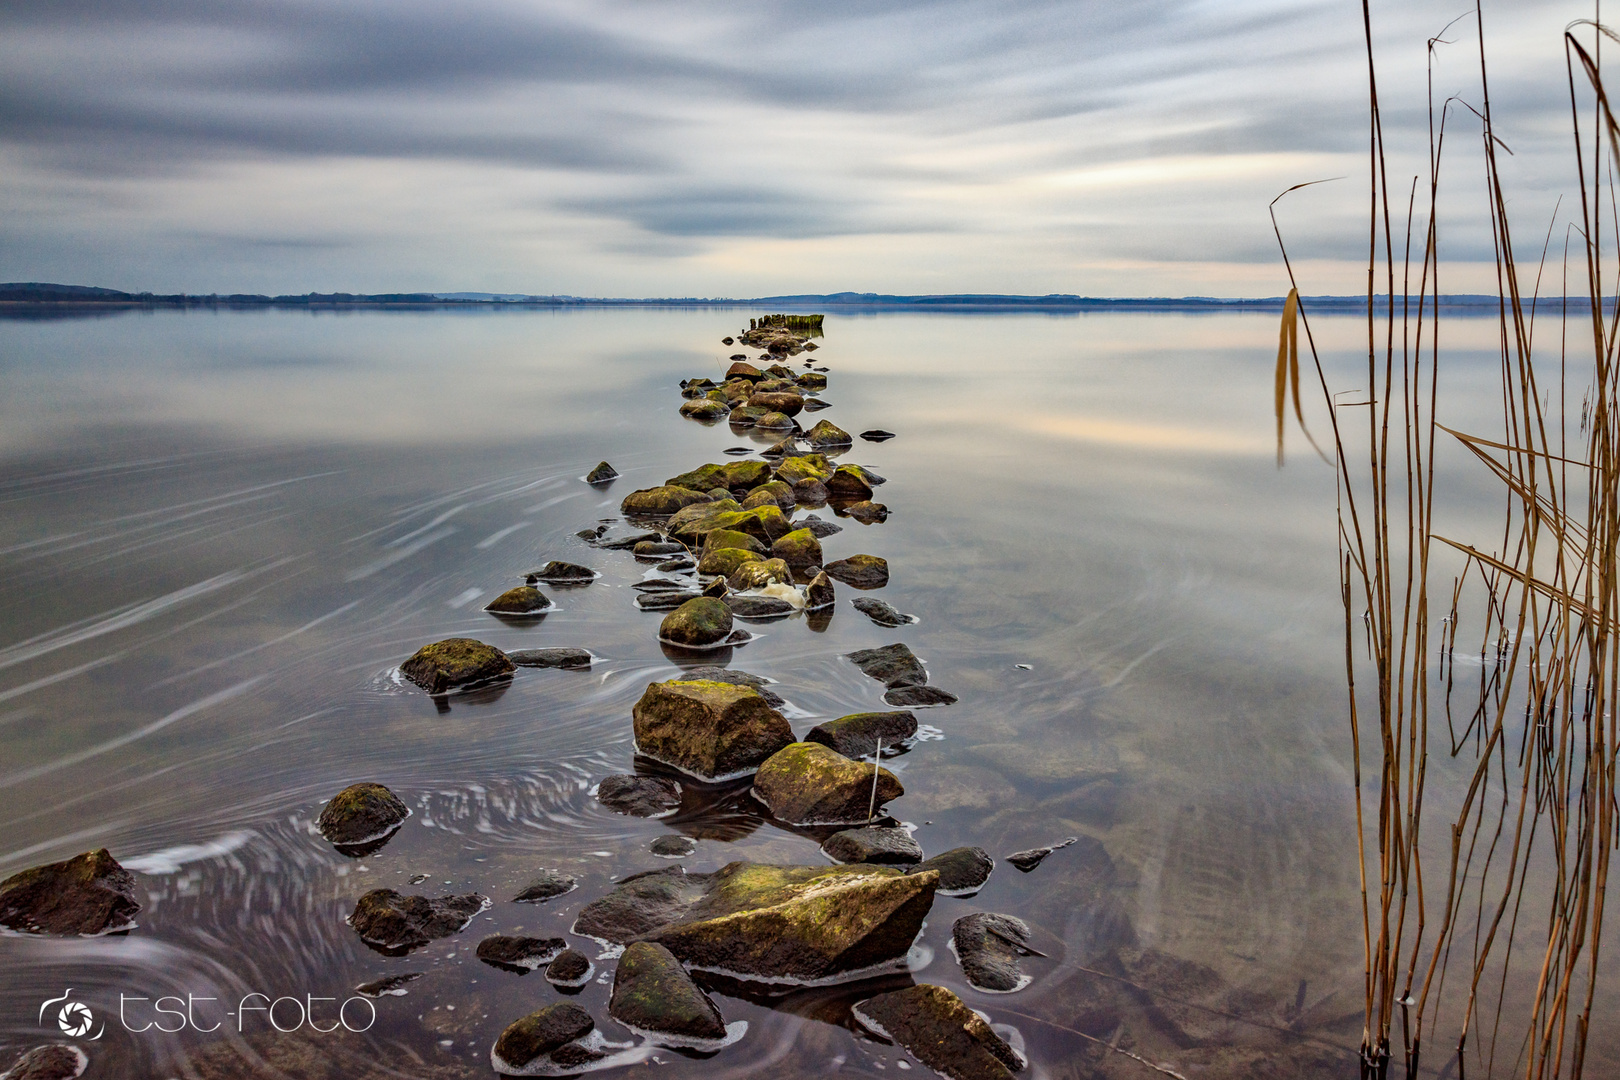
[546,948,593,987]
[909,847,995,896]
[676,667,785,707]
[852,596,911,627]
[609,941,728,1044]
[0,849,139,937]
[725,593,796,619]
[317,783,411,848]
[651,835,697,858]
[659,597,734,648]
[771,527,823,567]
[491,1002,596,1074]
[596,774,683,818]
[634,540,688,558]
[822,827,924,865]
[399,637,514,694]
[348,889,487,952]
[484,585,553,615]
[507,647,592,669]
[952,913,1036,992]
[885,684,958,707]
[528,560,595,584]
[824,554,889,588]
[805,570,836,610]
[622,485,713,516]
[852,984,1024,1080]
[514,871,578,903]
[573,861,937,983]
[0,1046,88,1080]
[477,934,567,972]
[1005,836,1078,873]
[597,530,664,551]
[805,711,918,758]
[585,461,619,484]
[752,742,903,825]
[847,643,927,688]
[861,429,897,442]
[633,679,794,780]
[636,590,703,611]
[354,972,423,997]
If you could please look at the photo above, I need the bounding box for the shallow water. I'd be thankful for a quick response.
[0,305,1595,1078]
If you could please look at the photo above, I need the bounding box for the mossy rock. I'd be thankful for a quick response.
[634,539,688,558]
[700,528,766,557]
[824,554,889,589]
[609,941,727,1042]
[852,984,1023,1080]
[771,528,823,568]
[753,742,903,825]
[755,410,795,430]
[697,547,763,577]
[773,453,833,486]
[805,711,917,758]
[720,379,756,403]
[726,360,764,380]
[805,419,851,446]
[318,783,410,847]
[721,460,774,491]
[585,461,618,483]
[754,377,800,394]
[658,597,734,648]
[483,585,552,615]
[796,372,828,391]
[741,479,796,511]
[632,679,794,780]
[764,363,798,379]
[826,465,874,500]
[794,478,830,505]
[574,860,938,983]
[728,405,770,427]
[806,570,836,610]
[704,387,731,403]
[0,849,139,936]
[748,390,804,416]
[491,1002,595,1072]
[729,557,792,590]
[842,500,889,524]
[622,485,714,517]
[349,889,487,952]
[666,464,728,492]
[680,398,730,420]
[665,499,743,545]
[399,638,514,694]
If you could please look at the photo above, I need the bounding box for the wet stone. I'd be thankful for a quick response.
[477,934,567,972]
[585,461,619,484]
[0,1046,88,1080]
[651,835,697,858]
[609,941,728,1043]
[596,774,683,818]
[348,889,487,952]
[885,684,958,707]
[399,637,514,694]
[725,593,796,619]
[483,585,552,614]
[527,560,595,583]
[822,827,924,866]
[676,667,784,707]
[634,540,688,558]
[861,429,897,442]
[952,913,1036,993]
[491,1002,595,1073]
[1005,836,1078,873]
[909,847,995,896]
[354,972,422,997]
[729,557,792,590]
[753,742,903,825]
[800,514,842,538]
[545,948,593,988]
[636,590,703,611]
[805,570,836,611]
[656,556,696,572]
[847,643,927,688]
[804,419,851,446]
[771,527,823,568]
[622,485,713,516]
[825,554,889,588]
[659,597,733,647]
[806,710,918,758]
[852,984,1023,1080]
[633,679,794,780]
[317,783,410,848]
[803,397,834,411]
[597,531,663,551]
[513,871,578,903]
[842,500,889,524]
[507,647,592,669]
[680,398,730,420]
[0,849,139,937]
[853,596,912,627]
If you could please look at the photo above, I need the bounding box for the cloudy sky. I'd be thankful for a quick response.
[0,0,1598,296]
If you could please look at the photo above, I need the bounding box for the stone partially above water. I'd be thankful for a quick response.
[609,941,728,1045]
[514,871,578,903]
[842,500,889,524]
[770,527,822,568]
[805,711,918,758]
[585,461,619,484]
[804,419,851,447]
[484,585,553,615]
[752,742,903,825]
[0,1045,88,1080]
[317,783,411,848]
[507,647,592,669]
[676,667,785,707]
[847,643,927,688]
[909,847,995,896]
[527,560,596,584]
[799,514,842,538]
[399,637,514,694]
[651,834,697,858]
[725,593,796,619]
[824,554,889,588]
[546,948,593,987]
[491,1002,596,1075]
[852,984,1024,1080]
[659,597,734,648]
[477,934,567,972]
[697,547,762,578]
[1005,836,1078,872]
[633,679,794,780]
[853,596,912,626]
[952,913,1037,993]
[596,774,683,818]
[573,861,937,983]
[885,684,959,707]
[805,570,836,611]
[822,827,924,866]
[0,849,139,936]
[348,889,488,952]
[622,485,714,516]
[729,557,792,590]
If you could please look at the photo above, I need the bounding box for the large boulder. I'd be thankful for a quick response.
[399,638,513,693]
[909,847,995,896]
[952,913,1035,992]
[632,680,794,780]
[317,783,411,848]
[0,849,139,936]
[348,889,488,952]
[752,743,903,825]
[852,985,1024,1080]
[668,461,774,494]
[847,643,926,687]
[805,711,917,758]
[490,1002,597,1074]
[674,667,785,707]
[770,528,822,568]
[666,499,743,545]
[824,554,889,588]
[622,485,713,516]
[574,861,937,983]
[609,941,729,1045]
[658,597,734,648]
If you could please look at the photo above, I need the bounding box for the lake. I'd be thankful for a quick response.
[0,304,1552,1078]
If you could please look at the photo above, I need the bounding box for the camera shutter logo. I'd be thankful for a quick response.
[39,990,104,1041]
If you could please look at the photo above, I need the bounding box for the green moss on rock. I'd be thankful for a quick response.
[318,782,410,846]
[771,528,823,568]
[632,679,794,779]
[399,637,514,694]
[658,597,734,648]
[621,485,714,517]
[753,742,903,825]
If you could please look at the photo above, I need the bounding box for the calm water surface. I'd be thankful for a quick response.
[0,306,1566,1078]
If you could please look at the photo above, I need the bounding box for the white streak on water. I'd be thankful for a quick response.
[389,504,469,548]
[346,527,455,581]
[448,588,484,609]
[148,600,362,688]
[124,830,256,875]
[0,652,126,703]
[525,491,584,514]
[475,522,530,549]
[0,820,133,871]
